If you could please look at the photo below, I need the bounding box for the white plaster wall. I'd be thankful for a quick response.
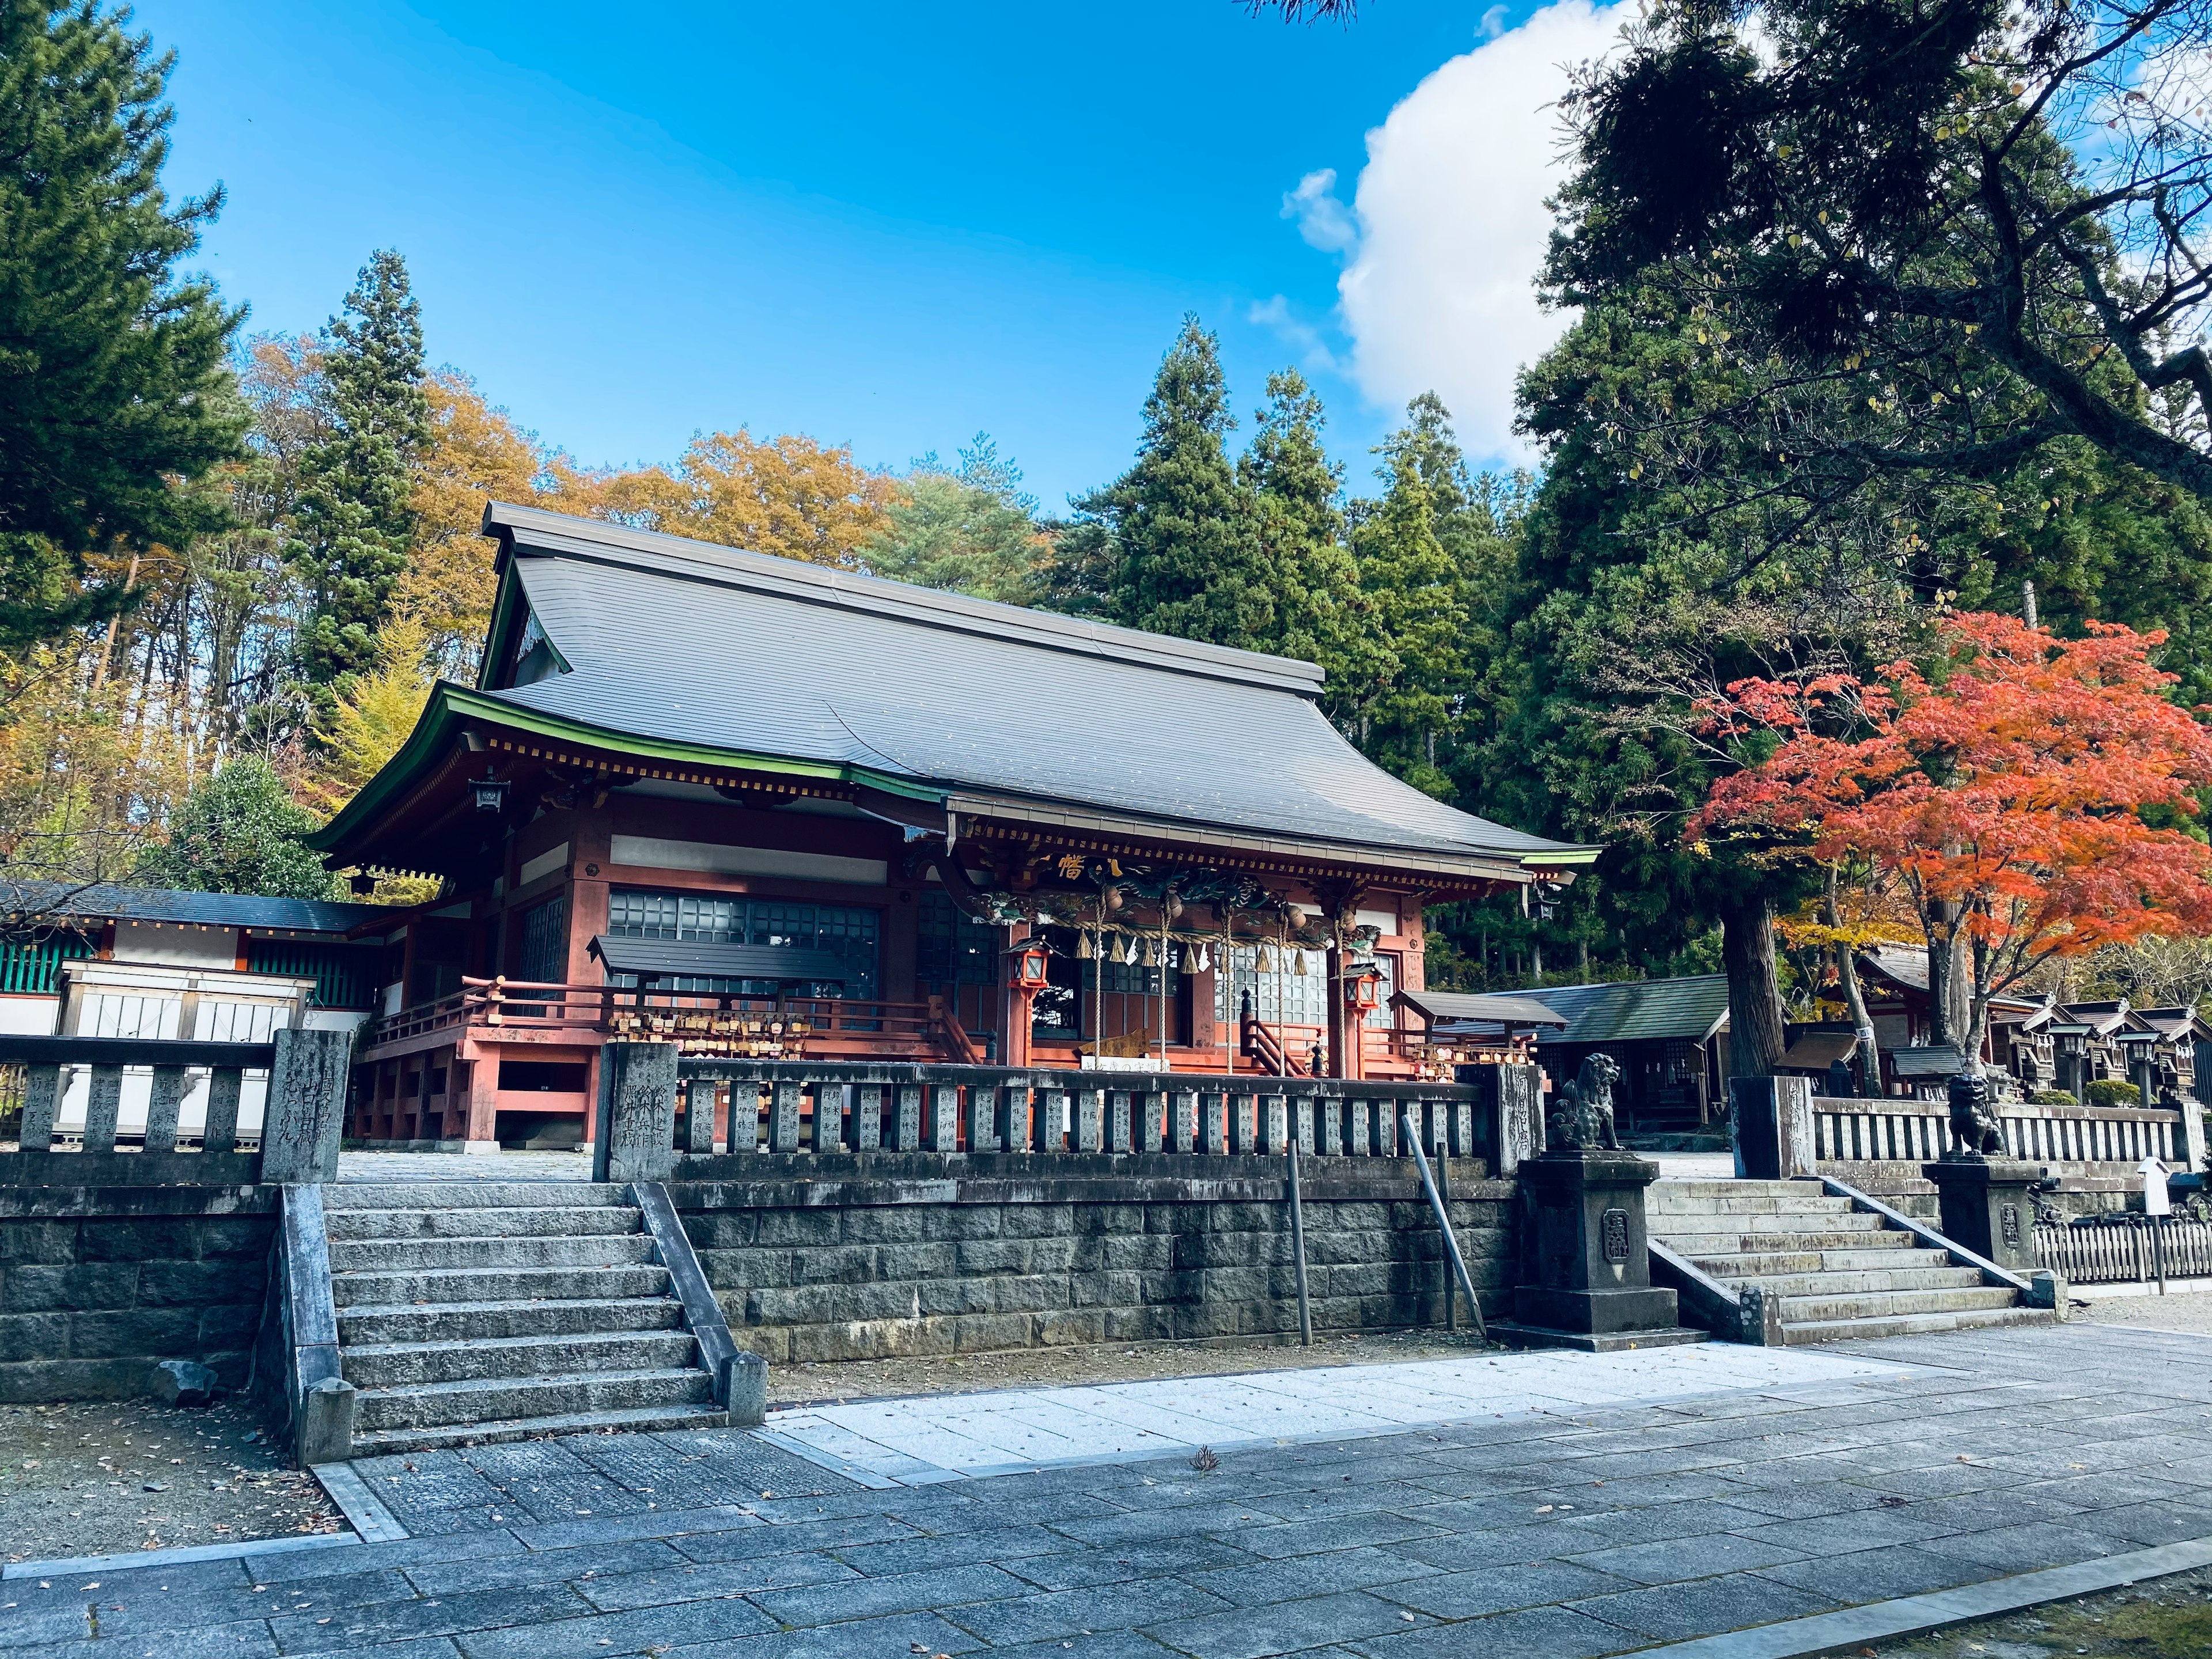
[55,1065,267,1138]
[0,994,57,1036]
[112,920,238,968]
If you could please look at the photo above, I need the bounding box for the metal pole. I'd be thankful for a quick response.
[1437,1127,1454,1334]
[1401,1108,1484,1340]
[1287,1137,1313,1346]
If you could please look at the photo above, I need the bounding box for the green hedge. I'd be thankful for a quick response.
[2086,1078,2143,1109]
[2028,1089,2079,1107]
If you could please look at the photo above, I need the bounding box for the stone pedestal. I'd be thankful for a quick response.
[1922,1154,2045,1274]
[1497,1149,1702,1352]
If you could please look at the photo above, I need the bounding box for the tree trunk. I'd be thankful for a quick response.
[1719,889,1786,1078]
[1823,867,1880,1097]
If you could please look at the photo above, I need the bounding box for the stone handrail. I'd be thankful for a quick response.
[589,1046,1540,1181]
[0,1028,350,1185]
[1648,1239,1782,1345]
[1818,1173,2052,1301]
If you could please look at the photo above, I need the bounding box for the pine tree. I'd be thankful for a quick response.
[1350,445,1464,797]
[1104,317,1272,649]
[1240,369,1359,671]
[865,434,1046,604]
[0,1,245,650]
[135,756,334,900]
[290,250,429,702]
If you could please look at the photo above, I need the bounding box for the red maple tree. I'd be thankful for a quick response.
[1691,613,2212,1067]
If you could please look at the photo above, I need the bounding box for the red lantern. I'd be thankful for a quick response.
[1008,944,1051,991]
[1346,967,1383,1012]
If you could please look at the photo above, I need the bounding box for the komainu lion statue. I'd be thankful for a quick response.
[1548,1053,1623,1151]
[1946,1069,2005,1156]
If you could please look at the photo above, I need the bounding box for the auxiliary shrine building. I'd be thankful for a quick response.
[316,503,1595,1148]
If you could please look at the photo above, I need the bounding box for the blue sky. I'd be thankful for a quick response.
[148,1,1574,512]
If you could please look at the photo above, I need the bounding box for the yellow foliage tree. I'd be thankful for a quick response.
[560,429,898,567]
[399,371,552,677]
[305,615,434,815]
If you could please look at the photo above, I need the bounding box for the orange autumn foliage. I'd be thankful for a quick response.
[1691,613,2212,1056]
[555,429,896,570]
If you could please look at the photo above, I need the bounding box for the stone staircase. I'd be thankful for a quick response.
[324,1182,727,1454]
[1649,1178,2052,1344]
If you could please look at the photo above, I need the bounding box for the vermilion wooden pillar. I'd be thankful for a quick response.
[463,1052,499,1143]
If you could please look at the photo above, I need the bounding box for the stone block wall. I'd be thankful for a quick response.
[672,1153,1512,1364]
[0,1186,276,1401]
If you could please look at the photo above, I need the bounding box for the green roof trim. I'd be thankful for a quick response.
[306,682,946,854]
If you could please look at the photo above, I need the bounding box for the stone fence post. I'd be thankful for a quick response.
[260,1028,350,1184]
[1731,1075,1816,1180]
[594,1041,680,1183]
[2175,1094,2209,1175]
[1458,1062,1543,1177]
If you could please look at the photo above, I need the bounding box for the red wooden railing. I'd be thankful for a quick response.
[363,976,979,1063]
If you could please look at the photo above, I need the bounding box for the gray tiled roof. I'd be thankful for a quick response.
[1397,990,1569,1028]
[480,504,1590,874]
[1527,975,1733,1046]
[1,880,386,935]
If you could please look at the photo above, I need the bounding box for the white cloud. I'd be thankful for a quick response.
[1306,0,1628,463]
[1282,168,1358,253]
[1249,294,1342,374]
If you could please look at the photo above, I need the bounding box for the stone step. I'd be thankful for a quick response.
[341,1329,699,1389]
[1783,1305,2053,1344]
[1648,1191,1855,1216]
[1779,1284,2020,1323]
[1720,1264,1987,1297]
[1654,1203,1858,1230]
[1653,1227,1914,1256]
[350,1402,729,1456]
[338,1296,685,1346]
[351,1365,716,1432]
[1653,1207,1889,1232]
[1684,1245,1953,1278]
[329,1263,673,1307]
[1650,1180,1814,1199]
[326,1182,632,1210]
[328,1233,660,1272]
[327,1205,643,1241]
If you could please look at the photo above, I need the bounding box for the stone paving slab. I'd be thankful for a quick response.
[766,1343,1914,1482]
[7,1323,2212,1659]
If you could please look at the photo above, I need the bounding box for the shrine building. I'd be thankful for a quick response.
[313,502,1596,1147]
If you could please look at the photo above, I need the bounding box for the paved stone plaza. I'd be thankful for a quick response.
[10,1321,2212,1659]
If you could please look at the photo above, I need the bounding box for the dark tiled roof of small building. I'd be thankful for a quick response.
[1,880,387,936]
[1527,975,1733,1046]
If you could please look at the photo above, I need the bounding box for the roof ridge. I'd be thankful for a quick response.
[483,500,1328,696]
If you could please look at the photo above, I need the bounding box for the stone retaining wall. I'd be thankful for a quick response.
[670,1152,1511,1364]
[0,1185,276,1401]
